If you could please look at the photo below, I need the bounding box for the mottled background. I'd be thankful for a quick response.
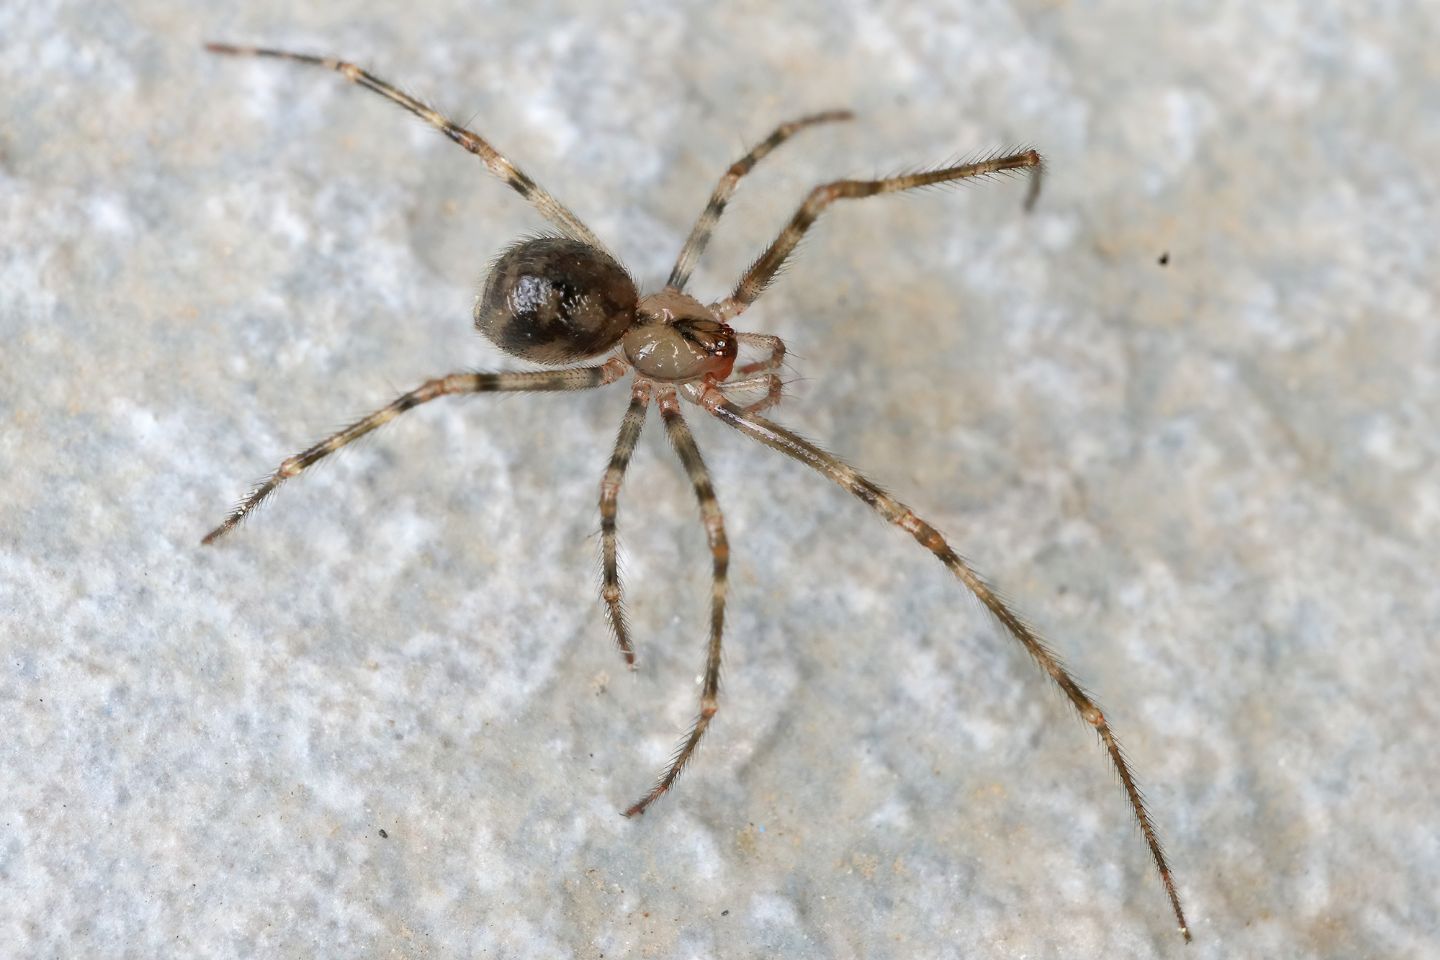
[2,2,1436,958]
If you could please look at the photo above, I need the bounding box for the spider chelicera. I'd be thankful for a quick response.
[202,42,1189,940]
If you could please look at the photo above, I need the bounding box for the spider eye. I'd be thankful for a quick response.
[475,237,637,364]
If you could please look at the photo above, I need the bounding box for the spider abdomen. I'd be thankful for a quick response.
[475,236,638,363]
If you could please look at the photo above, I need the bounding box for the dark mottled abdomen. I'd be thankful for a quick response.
[475,237,638,364]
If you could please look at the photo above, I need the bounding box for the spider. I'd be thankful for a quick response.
[201,42,1189,940]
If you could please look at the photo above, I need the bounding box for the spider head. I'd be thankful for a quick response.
[622,290,738,383]
[475,236,638,363]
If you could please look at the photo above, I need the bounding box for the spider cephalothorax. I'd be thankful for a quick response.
[624,290,738,383]
[202,41,1190,941]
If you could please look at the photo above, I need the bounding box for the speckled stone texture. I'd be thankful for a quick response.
[2,2,1437,958]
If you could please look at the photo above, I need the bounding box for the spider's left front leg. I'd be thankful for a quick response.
[623,389,728,817]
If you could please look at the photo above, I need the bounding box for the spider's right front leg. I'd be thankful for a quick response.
[202,361,625,544]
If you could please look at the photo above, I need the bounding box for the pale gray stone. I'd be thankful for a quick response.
[2,2,1436,957]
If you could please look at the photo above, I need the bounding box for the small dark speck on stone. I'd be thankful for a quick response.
[1158,251,1170,265]
[721,909,730,916]
[379,828,388,839]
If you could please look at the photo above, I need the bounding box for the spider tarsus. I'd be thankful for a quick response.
[622,778,673,818]
[200,512,245,545]
[608,623,638,670]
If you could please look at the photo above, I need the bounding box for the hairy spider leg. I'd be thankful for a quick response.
[667,111,853,292]
[204,42,603,248]
[599,380,654,668]
[624,389,729,817]
[202,362,626,545]
[715,149,1043,319]
[688,382,1190,942]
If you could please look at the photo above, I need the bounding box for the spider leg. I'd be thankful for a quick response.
[204,42,602,248]
[666,111,853,292]
[599,380,653,668]
[687,382,1190,942]
[624,389,728,817]
[203,360,626,545]
[715,149,1043,319]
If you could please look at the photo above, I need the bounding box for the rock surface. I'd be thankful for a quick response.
[2,2,1436,957]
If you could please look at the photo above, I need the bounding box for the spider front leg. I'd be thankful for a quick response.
[688,382,1190,941]
[203,361,626,544]
[716,149,1043,319]
[599,380,653,668]
[624,389,728,817]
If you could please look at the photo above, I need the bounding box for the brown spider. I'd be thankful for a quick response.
[201,42,1189,940]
